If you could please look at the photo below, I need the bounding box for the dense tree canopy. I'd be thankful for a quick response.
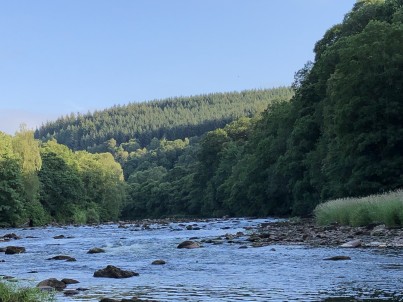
[35,88,293,151]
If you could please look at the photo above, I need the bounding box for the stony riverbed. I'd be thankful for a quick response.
[0,218,402,301]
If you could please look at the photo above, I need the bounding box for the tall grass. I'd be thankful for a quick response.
[0,282,54,302]
[314,190,403,227]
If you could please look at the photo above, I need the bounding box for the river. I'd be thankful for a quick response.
[0,218,402,301]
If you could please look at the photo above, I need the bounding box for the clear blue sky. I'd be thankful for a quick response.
[0,0,356,135]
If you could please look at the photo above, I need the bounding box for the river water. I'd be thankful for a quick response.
[0,218,402,301]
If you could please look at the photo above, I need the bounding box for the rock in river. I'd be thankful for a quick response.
[47,255,76,261]
[2,233,21,240]
[340,239,362,248]
[151,259,166,265]
[100,298,158,302]
[5,246,26,254]
[323,256,351,261]
[37,278,67,291]
[61,278,80,284]
[88,247,106,254]
[94,265,139,278]
[64,290,80,296]
[177,240,200,249]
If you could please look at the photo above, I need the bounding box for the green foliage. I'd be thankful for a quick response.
[86,204,101,224]
[23,201,51,226]
[0,132,25,226]
[0,156,25,227]
[38,148,84,220]
[12,125,42,203]
[0,281,54,302]
[314,190,403,227]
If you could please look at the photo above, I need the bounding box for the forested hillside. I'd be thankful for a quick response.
[121,0,403,219]
[1,0,402,227]
[35,88,293,151]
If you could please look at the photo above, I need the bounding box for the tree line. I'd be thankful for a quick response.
[34,88,294,151]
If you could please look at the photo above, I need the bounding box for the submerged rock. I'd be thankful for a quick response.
[151,259,166,265]
[37,278,67,291]
[5,246,26,254]
[177,240,200,249]
[100,297,158,302]
[323,256,351,261]
[94,265,139,278]
[64,289,80,296]
[47,255,76,261]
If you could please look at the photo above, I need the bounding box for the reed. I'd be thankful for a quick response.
[314,190,403,227]
[0,282,54,302]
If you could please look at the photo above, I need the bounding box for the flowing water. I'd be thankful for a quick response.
[0,218,402,301]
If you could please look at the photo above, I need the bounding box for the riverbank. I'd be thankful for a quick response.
[243,218,403,248]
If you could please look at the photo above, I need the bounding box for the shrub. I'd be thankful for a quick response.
[72,207,87,225]
[0,281,54,302]
[86,206,100,224]
[23,201,51,226]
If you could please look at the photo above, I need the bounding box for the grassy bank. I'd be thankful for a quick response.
[0,282,54,302]
[314,190,403,227]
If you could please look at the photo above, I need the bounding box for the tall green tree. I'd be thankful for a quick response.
[12,125,42,203]
[0,132,25,226]
[39,140,85,222]
[322,19,403,197]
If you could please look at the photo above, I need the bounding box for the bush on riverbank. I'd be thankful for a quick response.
[314,190,403,227]
[0,282,54,302]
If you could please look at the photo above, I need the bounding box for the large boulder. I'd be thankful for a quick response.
[94,265,139,278]
[177,240,200,249]
[5,246,26,254]
[37,278,66,291]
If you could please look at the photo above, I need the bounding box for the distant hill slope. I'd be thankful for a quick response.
[35,87,293,150]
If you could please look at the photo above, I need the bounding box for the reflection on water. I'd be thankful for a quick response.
[0,218,402,302]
